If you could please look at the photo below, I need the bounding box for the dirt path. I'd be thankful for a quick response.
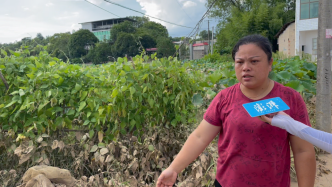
[291,153,332,187]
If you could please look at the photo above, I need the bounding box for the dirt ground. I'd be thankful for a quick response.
[291,153,332,187]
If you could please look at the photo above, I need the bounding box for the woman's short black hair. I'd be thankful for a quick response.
[232,34,272,61]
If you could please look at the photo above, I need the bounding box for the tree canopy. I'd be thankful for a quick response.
[206,0,295,52]
[68,29,98,58]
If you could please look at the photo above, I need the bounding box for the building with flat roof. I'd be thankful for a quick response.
[79,17,135,42]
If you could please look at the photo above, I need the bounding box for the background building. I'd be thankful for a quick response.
[295,0,319,60]
[80,18,135,42]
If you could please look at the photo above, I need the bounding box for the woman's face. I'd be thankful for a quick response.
[234,43,272,89]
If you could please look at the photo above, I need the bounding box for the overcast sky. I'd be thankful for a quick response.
[0,0,218,44]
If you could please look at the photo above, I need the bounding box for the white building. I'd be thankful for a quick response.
[79,18,135,42]
[295,0,319,60]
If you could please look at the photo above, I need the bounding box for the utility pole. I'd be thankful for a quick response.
[208,20,210,54]
[316,0,332,133]
[211,26,214,54]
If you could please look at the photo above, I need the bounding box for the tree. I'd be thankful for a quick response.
[199,30,213,40]
[211,1,293,52]
[138,34,157,50]
[86,42,113,64]
[137,21,169,39]
[170,37,183,42]
[48,32,72,60]
[156,38,175,58]
[111,33,139,58]
[110,21,137,42]
[127,16,150,28]
[206,0,294,21]
[68,29,98,58]
[36,33,44,40]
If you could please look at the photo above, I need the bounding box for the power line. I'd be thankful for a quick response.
[173,0,218,57]
[84,0,120,18]
[103,0,193,29]
[172,0,192,20]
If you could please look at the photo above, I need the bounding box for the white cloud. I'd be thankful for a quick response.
[46,3,54,7]
[89,0,104,5]
[135,0,189,29]
[198,0,205,3]
[183,1,197,8]
[0,0,215,43]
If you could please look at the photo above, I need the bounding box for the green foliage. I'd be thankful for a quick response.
[156,38,176,58]
[0,49,205,143]
[86,42,113,64]
[111,33,139,58]
[68,29,98,58]
[127,16,150,28]
[47,32,72,61]
[137,34,157,50]
[110,21,137,42]
[199,30,214,40]
[269,56,317,99]
[137,21,169,39]
[202,53,233,63]
[191,56,316,102]
[208,0,295,52]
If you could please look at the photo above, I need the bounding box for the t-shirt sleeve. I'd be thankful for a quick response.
[292,92,312,127]
[203,91,223,126]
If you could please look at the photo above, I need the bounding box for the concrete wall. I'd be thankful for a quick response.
[299,30,318,61]
[295,0,318,55]
[193,46,209,60]
[278,23,296,57]
[81,23,93,31]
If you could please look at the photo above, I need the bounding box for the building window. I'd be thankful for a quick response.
[312,38,317,55]
[301,0,319,19]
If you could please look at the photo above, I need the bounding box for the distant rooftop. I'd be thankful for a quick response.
[79,17,136,24]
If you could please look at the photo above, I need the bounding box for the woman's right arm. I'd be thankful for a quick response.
[156,119,222,187]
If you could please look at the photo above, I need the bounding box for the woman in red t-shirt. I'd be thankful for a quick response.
[156,34,316,187]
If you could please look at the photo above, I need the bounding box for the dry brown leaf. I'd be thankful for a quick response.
[129,158,139,173]
[200,154,208,170]
[100,148,109,155]
[195,166,203,179]
[94,152,101,163]
[131,136,138,142]
[128,176,138,187]
[42,158,50,165]
[105,155,113,163]
[120,154,126,162]
[58,141,65,151]
[89,176,95,183]
[19,153,33,165]
[37,157,43,163]
[98,131,103,143]
[14,146,24,157]
[36,136,43,143]
[75,132,83,141]
[52,140,59,150]
[107,143,115,154]
[133,150,138,156]
[158,161,164,169]
[100,155,105,164]
[71,149,75,158]
[81,176,87,182]
[41,141,48,147]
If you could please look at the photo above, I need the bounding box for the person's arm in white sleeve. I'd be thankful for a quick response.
[258,112,332,154]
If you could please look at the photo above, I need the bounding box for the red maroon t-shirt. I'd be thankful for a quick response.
[204,82,311,187]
